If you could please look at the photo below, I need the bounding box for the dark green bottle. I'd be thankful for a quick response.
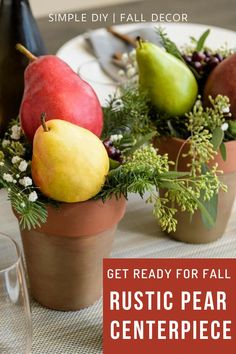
[0,0,46,136]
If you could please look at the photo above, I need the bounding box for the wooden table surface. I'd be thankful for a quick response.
[37,0,236,54]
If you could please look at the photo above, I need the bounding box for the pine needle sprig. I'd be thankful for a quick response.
[0,177,47,230]
[102,87,155,140]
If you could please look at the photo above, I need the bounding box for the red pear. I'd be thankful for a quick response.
[18,45,103,142]
[203,53,236,118]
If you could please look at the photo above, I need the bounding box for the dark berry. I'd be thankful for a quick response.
[203,50,211,57]
[106,145,117,156]
[109,146,122,162]
[192,51,206,62]
[183,54,192,63]
[208,56,219,69]
[103,140,122,162]
[111,150,122,162]
[214,53,223,62]
[103,138,112,148]
[193,61,202,70]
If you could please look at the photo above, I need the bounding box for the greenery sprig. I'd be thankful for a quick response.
[102,87,155,140]
[183,95,231,174]
[0,118,51,229]
[97,145,225,232]
[155,26,185,63]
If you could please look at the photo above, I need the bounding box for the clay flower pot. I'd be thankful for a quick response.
[14,196,126,311]
[156,137,236,243]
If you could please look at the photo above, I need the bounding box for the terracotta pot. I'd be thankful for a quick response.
[14,196,126,311]
[155,137,236,243]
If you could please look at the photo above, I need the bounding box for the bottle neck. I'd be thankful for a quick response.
[0,0,46,55]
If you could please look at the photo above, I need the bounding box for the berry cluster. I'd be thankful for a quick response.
[103,139,122,162]
[183,50,224,77]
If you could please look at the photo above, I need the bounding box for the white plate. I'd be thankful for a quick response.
[57,22,236,105]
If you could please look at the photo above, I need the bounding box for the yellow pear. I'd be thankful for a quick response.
[32,118,109,202]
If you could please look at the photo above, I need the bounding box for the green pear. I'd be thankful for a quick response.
[136,41,198,116]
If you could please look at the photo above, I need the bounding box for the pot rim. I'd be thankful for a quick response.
[13,195,127,238]
[157,136,236,147]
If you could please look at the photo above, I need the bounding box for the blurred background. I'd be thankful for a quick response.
[31,0,236,53]
[31,0,139,17]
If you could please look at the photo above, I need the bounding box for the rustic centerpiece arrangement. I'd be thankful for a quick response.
[0,28,233,309]
[107,28,236,243]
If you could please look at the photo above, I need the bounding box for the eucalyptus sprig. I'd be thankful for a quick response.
[97,145,225,232]
[183,95,231,174]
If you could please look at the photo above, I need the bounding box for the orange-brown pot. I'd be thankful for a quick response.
[155,137,236,244]
[14,196,126,311]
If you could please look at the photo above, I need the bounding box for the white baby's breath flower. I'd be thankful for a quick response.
[11,156,21,164]
[195,99,202,108]
[28,191,38,202]
[18,160,28,172]
[126,67,136,79]
[150,146,157,153]
[118,69,125,77]
[2,140,10,148]
[111,99,124,112]
[221,106,230,114]
[221,122,229,131]
[110,134,123,143]
[121,52,129,64]
[3,173,14,182]
[129,49,136,60]
[19,177,32,187]
[20,202,26,208]
[11,125,21,140]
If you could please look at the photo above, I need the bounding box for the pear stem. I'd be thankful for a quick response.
[16,43,37,62]
[136,36,143,49]
[41,113,49,132]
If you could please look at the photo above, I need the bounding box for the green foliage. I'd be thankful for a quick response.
[195,29,210,52]
[220,142,227,161]
[182,95,231,174]
[0,164,47,230]
[155,26,185,63]
[227,120,236,140]
[186,95,231,133]
[186,32,234,58]
[156,26,201,79]
[10,187,47,230]
[102,87,155,140]
[97,145,225,232]
[0,119,48,230]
